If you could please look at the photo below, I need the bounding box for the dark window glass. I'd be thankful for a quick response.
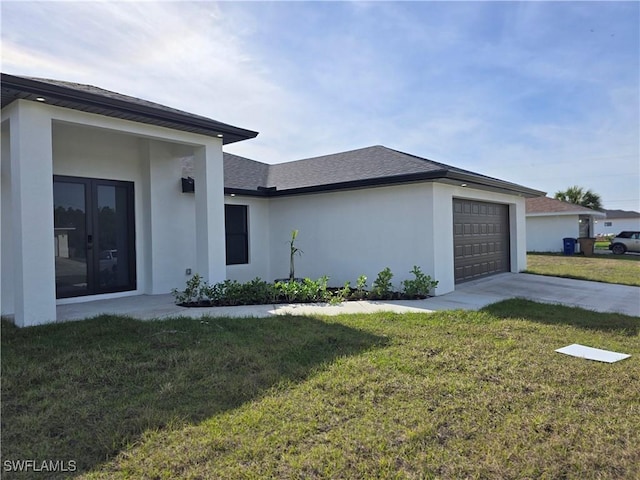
[225,205,248,265]
[53,176,136,298]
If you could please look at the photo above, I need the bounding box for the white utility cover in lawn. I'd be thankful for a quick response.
[555,344,631,363]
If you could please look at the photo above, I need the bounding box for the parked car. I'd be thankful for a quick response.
[99,249,118,271]
[608,231,640,254]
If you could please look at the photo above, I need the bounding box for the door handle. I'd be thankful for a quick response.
[87,234,93,249]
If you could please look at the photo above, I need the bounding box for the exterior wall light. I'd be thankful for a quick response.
[181,177,195,193]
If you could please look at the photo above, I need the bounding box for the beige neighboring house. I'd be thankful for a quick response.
[525,197,606,252]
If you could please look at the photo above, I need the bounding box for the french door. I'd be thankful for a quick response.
[53,176,136,298]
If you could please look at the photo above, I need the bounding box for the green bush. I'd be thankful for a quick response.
[401,266,438,298]
[355,275,368,299]
[241,277,277,305]
[274,276,331,303]
[274,280,300,303]
[371,267,394,300]
[173,269,438,306]
[171,273,206,304]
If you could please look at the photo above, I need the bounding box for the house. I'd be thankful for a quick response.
[2,73,544,327]
[525,196,606,252]
[594,209,640,236]
[224,147,543,290]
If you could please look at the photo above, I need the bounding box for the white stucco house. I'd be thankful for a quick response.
[2,73,544,327]
[594,209,640,236]
[525,196,606,252]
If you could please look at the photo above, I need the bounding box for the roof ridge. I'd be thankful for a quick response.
[269,144,383,166]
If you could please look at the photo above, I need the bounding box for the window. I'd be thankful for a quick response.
[225,204,248,265]
[604,221,612,227]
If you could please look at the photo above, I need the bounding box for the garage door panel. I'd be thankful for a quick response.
[453,199,510,283]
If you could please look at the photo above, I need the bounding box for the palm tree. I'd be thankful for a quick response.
[554,186,603,210]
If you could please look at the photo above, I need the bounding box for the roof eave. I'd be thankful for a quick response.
[225,170,546,198]
[526,211,607,218]
[1,73,258,145]
[224,187,270,197]
[443,171,546,198]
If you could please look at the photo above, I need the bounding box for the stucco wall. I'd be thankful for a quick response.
[526,215,579,252]
[1,120,12,316]
[225,195,271,283]
[268,183,434,290]
[142,139,198,294]
[52,123,195,296]
[2,100,227,325]
[266,182,527,296]
[595,217,640,236]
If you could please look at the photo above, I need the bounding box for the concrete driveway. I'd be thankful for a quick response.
[56,273,640,322]
[422,273,640,317]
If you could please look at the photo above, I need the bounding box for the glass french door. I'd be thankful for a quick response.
[53,176,136,298]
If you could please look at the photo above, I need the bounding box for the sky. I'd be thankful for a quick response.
[2,1,639,211]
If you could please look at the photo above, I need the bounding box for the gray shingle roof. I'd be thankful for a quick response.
[224,146,545,197]
[602,209,640,219]
[267,145,445,190]
[1,73,258,145]
[223,153,270,192]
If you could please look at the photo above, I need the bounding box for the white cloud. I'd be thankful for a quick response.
[2,1,638,210]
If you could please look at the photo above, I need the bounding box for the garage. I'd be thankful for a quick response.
[453,199,510,283]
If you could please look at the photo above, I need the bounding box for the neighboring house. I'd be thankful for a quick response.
[594,209,640,236]
[1,73,544,327]
[525,197,606,252]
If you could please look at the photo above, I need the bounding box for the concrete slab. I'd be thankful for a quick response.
[454,273,640,316]
[55,273,640,323]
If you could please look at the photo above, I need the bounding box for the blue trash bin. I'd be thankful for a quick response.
[562,237,576,255]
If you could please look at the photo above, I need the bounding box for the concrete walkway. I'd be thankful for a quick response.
[56,273,640,323]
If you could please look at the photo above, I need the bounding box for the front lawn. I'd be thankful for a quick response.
[526,252,640,286]
[2,302,639,479]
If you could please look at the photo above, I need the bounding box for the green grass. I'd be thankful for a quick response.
[2,303,639,479]
[526,252,640,286]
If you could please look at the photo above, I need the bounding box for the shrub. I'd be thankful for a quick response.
[401,266,438,298]
[371,267,394,300]
[331,281,352,304]
[173,269,438,307]
[275,276,331,303]
[202,281,225,304]
[172,273,206,304]
[355,275,368,299]
[300,278,320,302]
[274,280,300,303]
[220,279,244,306]
[241,277,277,305]
[314,275,332,302]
